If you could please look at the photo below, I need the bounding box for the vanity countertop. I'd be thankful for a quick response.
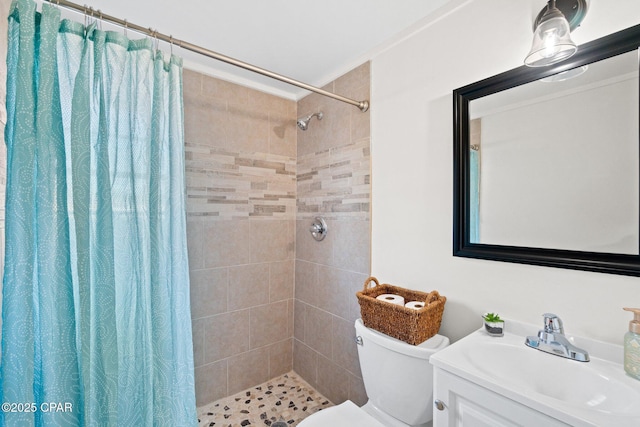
[430,319,640,427]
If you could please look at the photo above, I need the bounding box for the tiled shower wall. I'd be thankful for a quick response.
[293,62,371,406]
[186,62,372,408]
[183,69,298,406]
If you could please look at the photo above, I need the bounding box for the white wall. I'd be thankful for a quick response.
[370,0,640,344]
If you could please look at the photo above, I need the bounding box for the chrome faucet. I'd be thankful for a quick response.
[525,313,590,362]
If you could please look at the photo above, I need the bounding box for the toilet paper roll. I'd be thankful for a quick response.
[376,294,405,306]
[405,301,425,310]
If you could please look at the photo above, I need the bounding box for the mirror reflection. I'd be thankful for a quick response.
[468,50,639,255]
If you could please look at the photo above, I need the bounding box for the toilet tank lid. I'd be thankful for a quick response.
[355,319,450,358]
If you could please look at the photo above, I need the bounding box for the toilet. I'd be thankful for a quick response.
[299,318,450,427]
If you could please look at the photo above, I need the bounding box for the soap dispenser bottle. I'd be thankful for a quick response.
[623,307,640,380]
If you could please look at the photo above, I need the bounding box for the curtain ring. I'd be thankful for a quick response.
[123,19,128,37]
[97,9,103,30]
[87,6,94,26]
[169,35,173,55]
[83,4,88,32]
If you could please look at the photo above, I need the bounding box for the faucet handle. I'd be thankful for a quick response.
[542,313,564,334]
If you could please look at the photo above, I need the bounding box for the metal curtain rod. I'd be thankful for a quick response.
[43,0,370,112]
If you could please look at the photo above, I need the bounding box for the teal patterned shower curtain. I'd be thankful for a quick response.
[1,0,196,425]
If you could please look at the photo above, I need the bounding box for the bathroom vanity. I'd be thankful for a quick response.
[430,319,640,427]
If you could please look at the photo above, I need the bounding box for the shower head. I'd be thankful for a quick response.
[297,112,323,131]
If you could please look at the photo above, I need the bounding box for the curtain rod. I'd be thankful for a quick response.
[44,0,370,112]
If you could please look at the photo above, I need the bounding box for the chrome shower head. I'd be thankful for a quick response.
[297,112,323,131]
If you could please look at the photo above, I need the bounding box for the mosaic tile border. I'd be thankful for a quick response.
[185,144,296,219]
[296,138,370,220]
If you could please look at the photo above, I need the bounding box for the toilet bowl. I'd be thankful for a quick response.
[298,400,385,427]
[298,319,449,427]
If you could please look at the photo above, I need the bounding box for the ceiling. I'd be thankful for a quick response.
[54,0,454,99]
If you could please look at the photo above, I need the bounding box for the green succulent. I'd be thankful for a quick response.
[483,312,502,323]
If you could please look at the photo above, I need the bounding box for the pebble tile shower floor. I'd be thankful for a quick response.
[197,372,333,427]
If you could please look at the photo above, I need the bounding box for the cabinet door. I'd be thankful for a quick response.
[433,369,570,427]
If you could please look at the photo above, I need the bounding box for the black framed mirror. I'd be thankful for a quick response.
[453,24,640,277]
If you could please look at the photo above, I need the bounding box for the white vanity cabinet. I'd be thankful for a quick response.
[433,367,569,427]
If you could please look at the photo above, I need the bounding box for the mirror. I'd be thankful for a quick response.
[453,24,640,276]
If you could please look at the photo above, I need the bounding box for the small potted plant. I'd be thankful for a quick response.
[483,313,504,337]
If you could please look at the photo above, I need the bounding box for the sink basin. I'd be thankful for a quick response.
[430,320,640,426]
[466,340,640,414]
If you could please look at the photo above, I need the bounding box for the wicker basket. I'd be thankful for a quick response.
[356,276,446,345]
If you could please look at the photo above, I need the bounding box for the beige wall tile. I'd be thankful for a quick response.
[349,274,369,323]
[227,347,270,395]
[186,218,204,270]
[287,298,294,337]
[228,263,270,311]
[204,310,250,363]
[293,339,317,388]
[304,306,333,359]
[250,300,290,349]
[294,260,318,306]
[334,62,370,100]
[332,316,361,376]
[191,318,205,368]
[348,373,367,407]
[184,69,298,406]
[195,360,228,407]
[269,260,294,302]
[345,68,370,107]
[249,90,295,115]
[190,267,228,319]
[226,102,270,153]
[296,91,356,157]
[295,219,332,265]
[318,102,352,153]
[269,114,297,158]
[331,219,371,274]
[182,68,202,100]
[351,112,370,143]
[316,355,349,405]
[292,62,371,398]
[293,299,306,341]
[250,220,294,263]
[268,338,293,378]
[202,75,250,104]
[315,265,350,318]
[203,220,251,268]
[183,92,228,147]
[248,90,297,157]
[185,62,368,405]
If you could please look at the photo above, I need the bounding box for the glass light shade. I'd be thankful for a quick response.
[540,65,588,82]
[525,14,577,67]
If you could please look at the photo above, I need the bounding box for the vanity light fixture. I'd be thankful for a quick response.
[524,0,588,67]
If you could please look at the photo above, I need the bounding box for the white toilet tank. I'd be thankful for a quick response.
[355,319,449,426]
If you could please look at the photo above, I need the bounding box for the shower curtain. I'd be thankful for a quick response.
[469,148,480,243]
[1,0,196,425]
